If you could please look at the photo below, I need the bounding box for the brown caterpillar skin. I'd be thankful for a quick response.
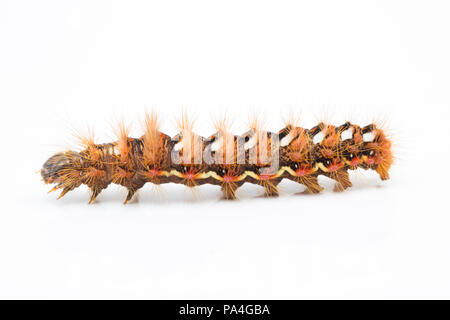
[41,120,393,204]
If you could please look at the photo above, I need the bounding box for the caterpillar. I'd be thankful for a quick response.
[40,113,393,204]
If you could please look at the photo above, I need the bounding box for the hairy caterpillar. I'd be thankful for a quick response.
[40,113,393,204]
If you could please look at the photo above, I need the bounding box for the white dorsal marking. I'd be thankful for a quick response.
[363,132,375,142]
[313,131,325,144]
[341,128,353,141]
[280,130,295,147]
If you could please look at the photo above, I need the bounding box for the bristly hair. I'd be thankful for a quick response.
[115,120,131,163]
[72,126,105,162]
[176,109,201,165]
[247,113,270,166]
[212,112,234,136]
[282,109,301,129]
[176,109,196,133]
[370,118,394,180]
[212,113,236,165]
[247,112,266,133]
[73,126,96,151]
[287,127,314,162]
[143,111,164,166]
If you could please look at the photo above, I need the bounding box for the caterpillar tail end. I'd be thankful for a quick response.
[41,151,83,199]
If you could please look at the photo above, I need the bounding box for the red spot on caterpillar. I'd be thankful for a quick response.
[295,165,313,177]
[223,175,237,182]
[328,164,338,172]
[327,159,344,172]
[350,157,361,166]
[184,171,198,180]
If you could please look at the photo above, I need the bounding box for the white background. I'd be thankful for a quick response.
[0,0,449,299]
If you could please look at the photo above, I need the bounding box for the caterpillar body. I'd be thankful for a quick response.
[40,113,393,204]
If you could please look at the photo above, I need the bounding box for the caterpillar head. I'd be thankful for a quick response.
[41,151,82,185]
[362,125,393,180]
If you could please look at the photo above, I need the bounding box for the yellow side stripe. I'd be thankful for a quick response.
[156,163,324,180]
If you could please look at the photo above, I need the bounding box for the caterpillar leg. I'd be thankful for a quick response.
[89,187,103,204]
[328,169,352,192]
[57,186,73,200]
[261,179,281,197]
[299,175,323,194]
[49,182,80,200]
[124,188,137,204]
[221,181,243,200]
[376,165,390,181]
